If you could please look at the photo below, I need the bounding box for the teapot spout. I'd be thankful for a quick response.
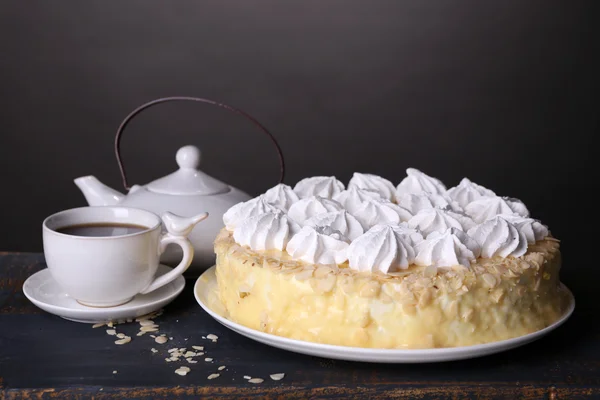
[74,176,124,206]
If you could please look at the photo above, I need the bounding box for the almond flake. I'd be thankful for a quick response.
[186,358,198,364]
[139,320,155,326]
[151,348,158,353]
[207,373,220,380]
[114,337,131,345]
[205,358,213,362]
[218,366,226,371]
[270,373,285,381]
[192,346,204,351]
[184,351,195,358]
[207,334,219,340]
[155,336,168,344]
[423,264,438,278]
[116,333,126,339]
[482,273,498,288]
[168,348,178,353]
[140,326,159,332]
[92,323,105,328]
[175,367,190,376]
[106,329,116,336]
[243,375,251,380]
[248,378,264,384]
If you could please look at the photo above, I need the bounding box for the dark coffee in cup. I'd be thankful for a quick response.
[56,223,148,237]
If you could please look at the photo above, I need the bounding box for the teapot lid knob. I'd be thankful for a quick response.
[145,144,229,195]
[176,145,201,170]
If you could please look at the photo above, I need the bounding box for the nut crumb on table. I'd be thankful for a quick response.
[114,337,131,345]
[175,366,191,376]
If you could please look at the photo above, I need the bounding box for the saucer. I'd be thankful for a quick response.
[23,264,185,323]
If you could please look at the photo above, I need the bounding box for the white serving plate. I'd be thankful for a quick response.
[194,266,575,363]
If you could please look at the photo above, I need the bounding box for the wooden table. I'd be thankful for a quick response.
[1,252,598,399]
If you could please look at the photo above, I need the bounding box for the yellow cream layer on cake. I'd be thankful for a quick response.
[214,229,568,349]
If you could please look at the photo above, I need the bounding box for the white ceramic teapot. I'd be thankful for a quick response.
[74,97,285,276]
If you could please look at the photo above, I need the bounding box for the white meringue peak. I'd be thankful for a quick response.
[496,214,549,244]
[293,176,345,199]
[263,183,300,211]
[389,223,425,247]
[395,192,461,214]
[305,210,364,241]
[467,216,528,258]
[348,173,396,201]
[347,224,417,273]
[233,211,298,251]
[223,195,280,230]
[395,168,447,197]
[333,187,383,214]
[465,196,530,223]
[287,196,344,224]
[224,170,549,272]
[407,208,475,237]
[352,198,413,229]
[446,177,496,209]
[415,228,481,268]
[286,225,349,265]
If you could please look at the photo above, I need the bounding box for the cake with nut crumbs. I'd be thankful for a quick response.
[213,170,569,348]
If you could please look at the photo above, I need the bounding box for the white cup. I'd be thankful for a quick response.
[42,206,208,307]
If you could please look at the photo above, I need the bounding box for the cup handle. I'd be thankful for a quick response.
[139,211,209,294]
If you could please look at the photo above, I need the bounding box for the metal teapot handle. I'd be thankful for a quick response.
[114,96,285,191]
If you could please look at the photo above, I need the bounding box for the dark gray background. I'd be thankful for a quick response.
[0,1,596,257]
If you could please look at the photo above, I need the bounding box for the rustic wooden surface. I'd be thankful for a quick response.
[0,252,598,399]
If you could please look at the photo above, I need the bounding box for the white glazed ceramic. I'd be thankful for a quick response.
[194,266,575,363]
[74,146,251,273]
[23,264,185,323]
[42,206,207,307]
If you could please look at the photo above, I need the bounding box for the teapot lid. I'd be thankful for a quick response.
[146,145,230,195]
